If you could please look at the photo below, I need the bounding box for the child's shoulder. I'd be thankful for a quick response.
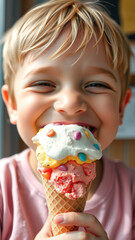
[0,149,29,176]
[104,155,135,185]
[113,158,135,179]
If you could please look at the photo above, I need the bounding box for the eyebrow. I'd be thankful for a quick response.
[85,66,118,82]
[24,66,118,83]
[24,67,56,78]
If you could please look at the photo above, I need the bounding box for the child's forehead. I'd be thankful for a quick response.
[24,26,104,65]
[27,26,87,59]
[21,28,119,82]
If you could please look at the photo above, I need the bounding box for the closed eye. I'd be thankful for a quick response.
[84,81,112,93]
[85,82,111,88]
[32,80,55,86]
[30,80,56,93]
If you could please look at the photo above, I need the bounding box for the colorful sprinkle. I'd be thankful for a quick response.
[94,143,100,150]
[78,152,87,162]
[42,170,52,180]
[46,129,55,137]
[84,130,90,139]
[74,131,82,140]
[58,164,68,171]
[39,128,43,132]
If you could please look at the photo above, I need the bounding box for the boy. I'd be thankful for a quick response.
[0,0,135,239]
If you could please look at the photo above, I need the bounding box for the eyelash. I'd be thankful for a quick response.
[30,80,56,93]
[32,81,56,87]
[84,82,111,89]
[29,80,112,95]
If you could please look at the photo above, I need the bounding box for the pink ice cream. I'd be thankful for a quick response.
[50,161,96,199]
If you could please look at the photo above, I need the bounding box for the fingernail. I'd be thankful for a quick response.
[54,214,65,224]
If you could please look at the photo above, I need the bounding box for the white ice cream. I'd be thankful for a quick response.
[32,123,102,161]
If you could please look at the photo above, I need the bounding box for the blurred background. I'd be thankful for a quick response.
[0,0,135,168]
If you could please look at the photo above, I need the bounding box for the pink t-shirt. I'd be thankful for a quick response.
[0,149,135,240]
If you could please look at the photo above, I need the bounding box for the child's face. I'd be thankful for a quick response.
[2,28,129,151]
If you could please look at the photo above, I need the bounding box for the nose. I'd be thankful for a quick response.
[53,91,87,115]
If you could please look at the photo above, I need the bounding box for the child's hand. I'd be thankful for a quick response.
[34,212,109,239]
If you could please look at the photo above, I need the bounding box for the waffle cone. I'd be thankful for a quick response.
[41,176,91,236]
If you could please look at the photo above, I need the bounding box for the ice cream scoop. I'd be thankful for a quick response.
[49,161,96,199]
[32,123,102,168]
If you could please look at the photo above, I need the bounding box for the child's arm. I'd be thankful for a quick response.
[35,212,109,239]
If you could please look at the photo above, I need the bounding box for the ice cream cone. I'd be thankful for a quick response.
[41,175,92,236]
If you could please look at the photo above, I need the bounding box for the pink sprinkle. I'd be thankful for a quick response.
[58,164,68,171]
[74,131,82,140]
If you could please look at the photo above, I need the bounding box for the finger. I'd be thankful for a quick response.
[53,231,91,240]
[43,217,53,237]
[36,217,90,240]
[35,217,53,239]
[54,212,108,239]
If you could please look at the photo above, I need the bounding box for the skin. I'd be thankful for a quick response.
[2,28,131,239]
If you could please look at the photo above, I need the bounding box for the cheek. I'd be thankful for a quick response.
[16,94,51,122]
[15,94,55,149]
[14,95,45,148]
[16,110,37,150]
[95,95,120,150]
[96,95,120,123]
[16,97,38,125]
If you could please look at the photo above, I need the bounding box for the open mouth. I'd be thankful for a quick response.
[55,123,96,134]
[40,123,96,134]
[80,125,96,134]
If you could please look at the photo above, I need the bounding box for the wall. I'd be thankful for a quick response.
[104,140,135,168]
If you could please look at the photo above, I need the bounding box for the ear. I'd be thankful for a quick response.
[119,88,132,125]
[1,84,17,125]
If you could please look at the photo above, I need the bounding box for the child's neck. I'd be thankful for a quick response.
[28,150,103,199]
[29,149,42,181]
[87,159,103,200]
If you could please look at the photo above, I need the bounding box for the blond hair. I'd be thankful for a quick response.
[2,0,132,99]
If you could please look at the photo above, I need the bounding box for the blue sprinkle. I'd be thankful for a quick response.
[78,153,87,162]
[94,144,100,150]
